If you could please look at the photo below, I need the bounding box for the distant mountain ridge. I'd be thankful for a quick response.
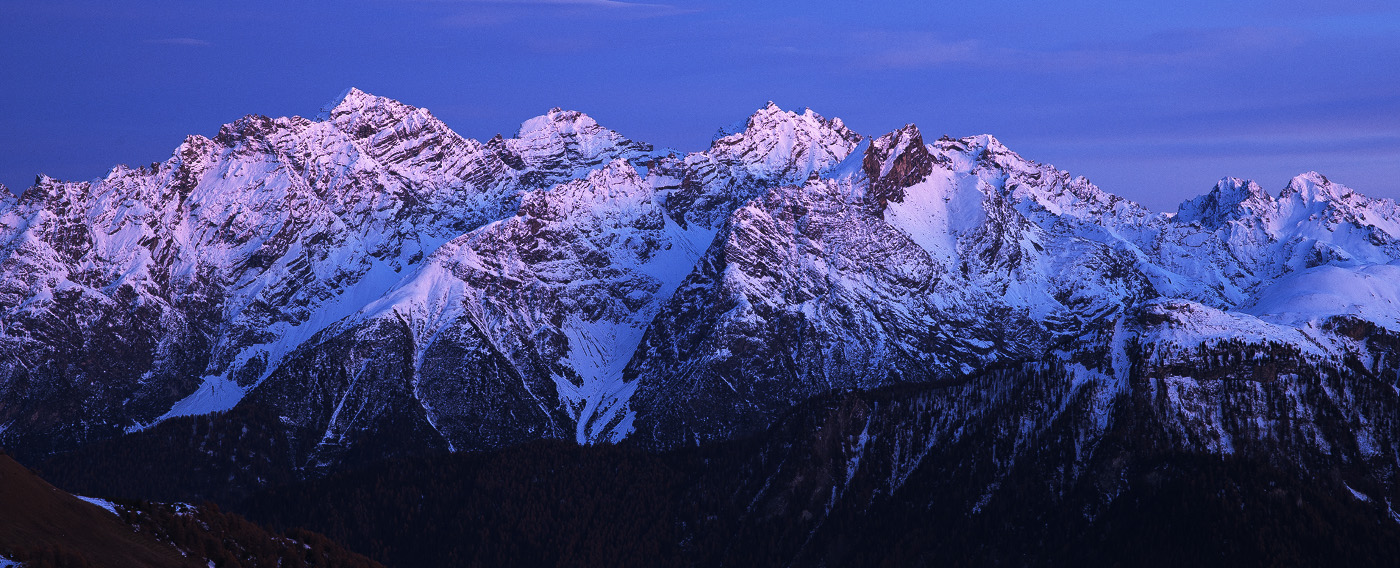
[0,90,1397,494]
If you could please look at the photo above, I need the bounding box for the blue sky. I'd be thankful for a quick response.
[2,1,1397,211]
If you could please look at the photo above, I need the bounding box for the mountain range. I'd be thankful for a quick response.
[2,89,1398,565]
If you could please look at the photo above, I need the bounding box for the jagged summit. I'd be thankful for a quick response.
[705,100,862,181]
[1171,172,1400,245]
[504,108,652,181]
[962,133,1005,151]
[704,101,829,144]
[1176,177,1271,226]
[712,116,750,143]
[728,100,853,142]
[314,87,437,145]
[1176,173,1384,229]
[511,107,649,156]
[1281,171,1353,202]
[318,86,367,114]
[862,123,933,206]
[315,86,407,121]
[514,107,602,138]
[930,133,1030,171]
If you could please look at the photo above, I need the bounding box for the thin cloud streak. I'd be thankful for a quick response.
[1023,133,1400,160]
[407,0,697,27]
[144,37,212,47]
[463,0,679,8]
[845,26,1305,72]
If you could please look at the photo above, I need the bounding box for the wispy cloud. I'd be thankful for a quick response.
[144,37,212,47]
[1029,27,1306,71]
[862,36,984,68]
[1034,133,1400,160]
[466,0,679,8]
[407,0,695,27]
[845,26,1303,72]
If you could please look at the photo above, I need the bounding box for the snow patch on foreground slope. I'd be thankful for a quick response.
[76,495,120,515]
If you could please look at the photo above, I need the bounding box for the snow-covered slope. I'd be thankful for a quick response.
[658,102,863,230]
[628,126,1400,448]
[627,126,1158,445]
[1,90,1397,479]
[0,88,652,457]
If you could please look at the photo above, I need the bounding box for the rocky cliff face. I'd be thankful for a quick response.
[2,91,1398,495]
[0,88,651,458]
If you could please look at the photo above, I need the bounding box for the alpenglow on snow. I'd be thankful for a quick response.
[0,89,1397,473]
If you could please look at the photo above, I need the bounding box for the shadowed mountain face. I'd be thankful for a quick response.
[224,361,1398,567]
[2,90,1399,506]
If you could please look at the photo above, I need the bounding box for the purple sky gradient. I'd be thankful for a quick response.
[2,1,1397,211]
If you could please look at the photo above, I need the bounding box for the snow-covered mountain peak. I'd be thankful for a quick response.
[660,103,865,230]
[315,87,436,146]
[865,124,926,177]
[711,115,750,143]
[1280,171,1352,203]
[14,173,84,205]
[862,124,934,207]
[704,102,862,183]
[751,100,784,121]
[317,87,408,121]
[1176,177,1272,226]
[506,108,652,174]
[514,108,602,139]
[934,133,1032,173]
[517,159,652,222]
[965,133,1004,151]
[318,86,372,117]
[733,101,852,141]
[1174,173,1392,238]
[171,134,216,163]
[747,101,837,125]
[209,114,317,153]
[1275,173,1400,247]
[922,134,1142,227]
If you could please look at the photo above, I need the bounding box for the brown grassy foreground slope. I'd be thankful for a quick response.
[0,450,381,568]
[0,451,192,567]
